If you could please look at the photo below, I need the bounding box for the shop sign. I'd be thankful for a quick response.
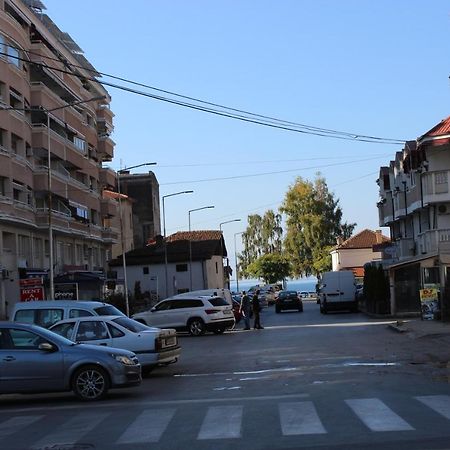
[420,287,440,320]
[20,287,44,301]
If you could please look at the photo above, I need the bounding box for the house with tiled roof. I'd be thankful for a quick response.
[109,230,228,300]
[330,229,390,280]
[377,115,450,317]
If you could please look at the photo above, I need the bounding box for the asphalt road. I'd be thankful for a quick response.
[2,301,450,450]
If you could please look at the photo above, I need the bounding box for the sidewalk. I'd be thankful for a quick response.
[387,318,450,339]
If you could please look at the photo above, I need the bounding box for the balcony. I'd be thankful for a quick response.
[102,227,119,243]
[377,194,394,226]
[99,167,117,189]
[396,237,416,259]
[100,198,118,217]
[97,136,115,161]
[422,170,450,205]
[418,229,450,254]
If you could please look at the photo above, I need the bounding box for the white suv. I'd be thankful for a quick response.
[132,296,235,336]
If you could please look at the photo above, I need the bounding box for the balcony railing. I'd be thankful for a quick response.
[418,228,450,254]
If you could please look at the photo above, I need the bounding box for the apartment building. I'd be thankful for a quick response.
[0,0,118,317]
[377,118,450,315]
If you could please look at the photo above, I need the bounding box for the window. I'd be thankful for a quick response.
[73,136,86,153]
[7,45,20,67]
[176,264,188,272]
[69,309,94,318]
[36,309,64,328]
[436,171,448,184]
[208,297,229,307]
[0,176,6,196]
[154,300,172,311]
[93,305,124,316]
[173,299,203,309]
[107,323,125,338]
[112,317,148,333]
[8,329,44,349]
[14,309,35,324]
[76,321,109,341]
[143,267,149,275]
[0,128,6,148]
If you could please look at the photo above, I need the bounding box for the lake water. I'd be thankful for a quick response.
[230,277,318,293]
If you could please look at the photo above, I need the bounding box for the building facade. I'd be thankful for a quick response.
[377,119,450,316]
[116,171,160,250]
[331,229,390,282]
[0,0,118,317]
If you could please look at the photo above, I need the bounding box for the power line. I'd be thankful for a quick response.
[159,155,390,185]
[1,46,406,144]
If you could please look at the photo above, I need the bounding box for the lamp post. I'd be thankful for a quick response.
[163,190,193,298]
[117,162,157,316]
[219,219,241,289]
[188,205,214,291]
[234,231,244,293]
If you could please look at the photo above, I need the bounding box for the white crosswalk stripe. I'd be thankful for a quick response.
[197,405,243,439]
[416,395,450,420]
[279,401,327,435]
[0,416,43,439]
[116,408,176,444]
[345,398,414,431]
[32,412,110,449]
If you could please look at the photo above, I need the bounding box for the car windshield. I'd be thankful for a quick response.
[112,317,150,333]
[94,305,125,316]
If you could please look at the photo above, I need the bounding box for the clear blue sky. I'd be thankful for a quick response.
[43,0,450,272]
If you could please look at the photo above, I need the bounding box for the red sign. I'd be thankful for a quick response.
[19,278,43,287]
[20,287,45,302]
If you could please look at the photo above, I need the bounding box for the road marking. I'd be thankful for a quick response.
[416,395,450,420]
[0,393,310,413]
[32,412,110,448]
[279,401,327,435]
[116,408,175,444]
[346,398,414,431]
[198,405,243,439]
[0,416,43,438]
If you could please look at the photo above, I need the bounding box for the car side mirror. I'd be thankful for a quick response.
[151,307,156,312]
[38,342,56,352]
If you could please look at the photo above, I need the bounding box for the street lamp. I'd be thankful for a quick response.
[117,162,157,316]
[163,190,194,298]
[234,231,244,292]
[188,205,214,291]
[219,219,241,289]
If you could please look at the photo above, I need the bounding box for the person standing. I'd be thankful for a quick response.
[252,289,264,329]
[239,291,251,330]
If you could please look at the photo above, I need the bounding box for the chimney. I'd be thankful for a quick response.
[375,229,383,244]
[336,236,344,246]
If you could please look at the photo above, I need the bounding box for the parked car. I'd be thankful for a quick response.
[49,316,180,373]
[275,290,304,313]
[318,270,358,313]
[12,300,125,329]
[132,296,235,336]
[0,321,141,401]
[172,289,233,306]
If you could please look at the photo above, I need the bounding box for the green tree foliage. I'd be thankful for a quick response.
[280,174,356,277]
[239,210,283,277]
[246,253,291,284]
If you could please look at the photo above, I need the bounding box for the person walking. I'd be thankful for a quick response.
[252,289,264,329]
[239,291,251,330]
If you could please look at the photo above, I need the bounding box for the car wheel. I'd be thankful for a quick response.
[213,327,225,334]
[188,318,206,336]
[72,365,109,401]
[275,307,281,313]
[298,306,303,312]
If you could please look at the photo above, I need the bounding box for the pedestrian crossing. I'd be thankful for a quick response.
[1,395,450,447]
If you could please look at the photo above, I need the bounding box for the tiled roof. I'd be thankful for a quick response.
[336,229,390,250]
[420,116,450,139]
[166,230,222,242]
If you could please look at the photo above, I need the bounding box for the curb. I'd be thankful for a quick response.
[387,323,409,333]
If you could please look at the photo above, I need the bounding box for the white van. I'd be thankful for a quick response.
[318,271,357,313]
[171,289,233,306]
[12,300,125,328]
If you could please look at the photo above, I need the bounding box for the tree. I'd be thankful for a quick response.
[239,210,283,277]
[246,253,291,284]
[280,174,356,277]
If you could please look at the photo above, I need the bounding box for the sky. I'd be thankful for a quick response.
[42,0,450,276]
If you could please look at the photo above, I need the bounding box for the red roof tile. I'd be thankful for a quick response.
[336,229,390,250]
[166,230,222,243]
[420,116,450,139]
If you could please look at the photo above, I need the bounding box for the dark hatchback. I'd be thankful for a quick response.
[275,290,304,313]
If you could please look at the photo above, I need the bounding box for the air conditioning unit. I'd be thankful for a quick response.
[438,204,450,215]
